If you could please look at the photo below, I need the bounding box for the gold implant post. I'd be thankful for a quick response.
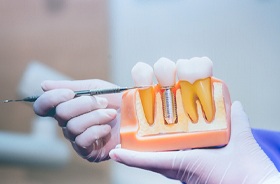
[162,87,177,124]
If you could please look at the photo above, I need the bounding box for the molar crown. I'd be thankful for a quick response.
[176,57,213,84]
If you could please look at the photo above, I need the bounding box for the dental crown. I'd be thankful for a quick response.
[176,57,213,84]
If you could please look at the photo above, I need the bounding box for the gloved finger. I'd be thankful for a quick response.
[230,101,251,140]
[41,79,121,109]
[109,148,209,181]
[110,148,185,171]
[65,108,117,141]
[33,89,75,116]
[110,148,205,170]
[85,132,113,162]
[71,141,93,158]
[55,96,108,127]
[41,79,118,91]
[74,124,111,156]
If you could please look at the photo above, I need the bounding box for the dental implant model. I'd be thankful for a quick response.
[153,58,177,124]
[120,57,231,152]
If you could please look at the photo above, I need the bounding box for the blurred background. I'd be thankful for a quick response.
[0,0,279,184]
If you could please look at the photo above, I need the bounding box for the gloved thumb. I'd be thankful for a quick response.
[109,148,174,170]
[230,101,251,140]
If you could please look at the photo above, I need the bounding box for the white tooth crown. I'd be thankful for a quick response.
[131,62,154,86]
[176,57,213,84]
[153,57,176,86]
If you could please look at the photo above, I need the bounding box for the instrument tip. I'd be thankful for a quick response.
[3,100,12,103]
[137,85,152,89]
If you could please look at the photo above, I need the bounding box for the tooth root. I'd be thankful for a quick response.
[139,87,155,125]
[179,78,215,123]
[179,81,199,123]
[195,78,215,122]
[131,62,154,125]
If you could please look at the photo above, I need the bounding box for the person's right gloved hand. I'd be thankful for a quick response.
[33,79,122,162]
[110,101,280,184]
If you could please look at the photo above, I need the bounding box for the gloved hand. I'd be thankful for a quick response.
[33,79,122,162]
[109,101,280,183]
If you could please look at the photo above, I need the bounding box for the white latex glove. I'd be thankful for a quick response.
[33,79,121,162]
[109,101,280,184]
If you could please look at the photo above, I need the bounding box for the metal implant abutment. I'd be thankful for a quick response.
[162,87,177,124]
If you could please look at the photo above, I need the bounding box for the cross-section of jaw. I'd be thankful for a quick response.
[176,57,215,123]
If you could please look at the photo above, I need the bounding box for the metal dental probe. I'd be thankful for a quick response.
[3,86,149,103]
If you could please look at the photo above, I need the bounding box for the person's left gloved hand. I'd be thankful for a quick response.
[33,79,122,162]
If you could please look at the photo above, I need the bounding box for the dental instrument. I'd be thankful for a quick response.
[3,86,149,103]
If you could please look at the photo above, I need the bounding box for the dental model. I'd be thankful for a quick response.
[120,57,231,151]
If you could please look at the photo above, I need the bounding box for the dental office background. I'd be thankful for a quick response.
[0,1,279,184]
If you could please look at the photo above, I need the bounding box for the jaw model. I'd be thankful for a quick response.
[120,57,231,151]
